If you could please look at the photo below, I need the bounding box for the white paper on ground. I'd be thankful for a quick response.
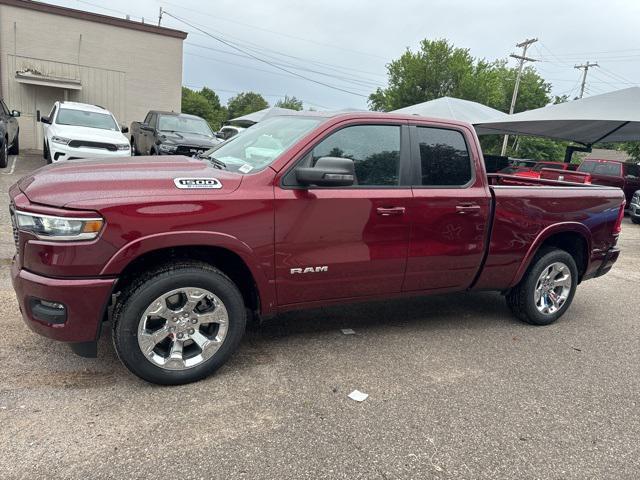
[341,328,356,335]
[348,390,369,402]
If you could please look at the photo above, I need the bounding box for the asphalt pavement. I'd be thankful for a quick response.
[1,153,639,479]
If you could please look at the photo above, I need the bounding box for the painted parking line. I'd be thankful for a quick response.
[1,156,17,175]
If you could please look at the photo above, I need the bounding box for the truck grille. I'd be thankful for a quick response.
[175,145,208,157]
[9,204,19,254]
[68,140,117,151]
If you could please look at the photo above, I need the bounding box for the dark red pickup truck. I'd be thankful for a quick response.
[10,112,625,384]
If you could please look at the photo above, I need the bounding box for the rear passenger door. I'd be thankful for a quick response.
[403,124,490,293]
[274,122,412,305]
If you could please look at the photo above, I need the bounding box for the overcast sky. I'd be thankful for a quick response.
[45,0,640,110]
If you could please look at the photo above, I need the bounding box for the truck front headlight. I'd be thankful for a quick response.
[51,136,72,145]
[116,143,131,151]
[15,211,104,241]
[159,144,177,153]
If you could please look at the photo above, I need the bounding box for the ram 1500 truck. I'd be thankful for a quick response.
[130,110,221,157]
[10,112,625,385]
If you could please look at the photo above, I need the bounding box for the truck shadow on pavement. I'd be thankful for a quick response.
[11,291,521,388]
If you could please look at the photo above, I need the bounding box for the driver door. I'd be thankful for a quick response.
[274,122,412,306]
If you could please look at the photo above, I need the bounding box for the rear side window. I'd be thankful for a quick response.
[311,124,401,186]
[415,127,472,186]
[578,161,622,176]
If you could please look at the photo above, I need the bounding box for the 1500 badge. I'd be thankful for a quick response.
[174,178,222,189]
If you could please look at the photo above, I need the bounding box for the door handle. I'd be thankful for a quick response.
[456,203,481,214]
[376,206,406,216]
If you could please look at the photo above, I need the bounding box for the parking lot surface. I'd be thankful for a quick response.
[1,153,639,479]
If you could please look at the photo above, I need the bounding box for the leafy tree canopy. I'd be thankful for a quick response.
[275,95,304,111]
[181,87,227,131]
[369,39,560,158]
[227,92,269,119]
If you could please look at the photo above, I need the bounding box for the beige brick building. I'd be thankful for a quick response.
[0,0,187,150]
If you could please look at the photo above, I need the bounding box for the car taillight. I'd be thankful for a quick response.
[613,201,625,234]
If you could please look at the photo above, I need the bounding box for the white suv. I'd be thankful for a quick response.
[41,101,131,162]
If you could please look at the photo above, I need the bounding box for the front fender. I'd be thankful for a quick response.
[100,230,276,312]
[510,221,591,287]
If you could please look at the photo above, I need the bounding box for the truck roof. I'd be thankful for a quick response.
[58,101,110,113]
[248,110,476,129]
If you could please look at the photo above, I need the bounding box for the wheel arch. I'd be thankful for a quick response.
[511,223,591,287]
[103,232,275,315]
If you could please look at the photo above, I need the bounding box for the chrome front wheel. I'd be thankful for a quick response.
[137,287,229,371]
[534,262,572,315]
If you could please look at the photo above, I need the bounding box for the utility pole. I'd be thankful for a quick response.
[574,61,598,99]
[501,37,538,156]
[158,7,163,26]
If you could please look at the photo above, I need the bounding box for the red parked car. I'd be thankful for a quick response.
[577,159,640,206]
[9,112,625,384]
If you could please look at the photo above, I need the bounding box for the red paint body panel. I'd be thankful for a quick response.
[8,112,625,346]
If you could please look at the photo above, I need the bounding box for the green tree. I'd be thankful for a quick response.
[181,86,227,131]
[275,95,304,111]
[227,92,269,119]
[369,39,564,159]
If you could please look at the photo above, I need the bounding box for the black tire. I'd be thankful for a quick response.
[150,148,157,155]
[632,216,640,225]
[43,140,51,164]
[0,138,8,168]
[8,132,19,155]
[131,138,139,156]
[506,248,578,326]
[112,261,246,385]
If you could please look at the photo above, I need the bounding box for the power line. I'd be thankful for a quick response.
[184,43,382,90]
[163,11,369,98]
[158,0,387,61]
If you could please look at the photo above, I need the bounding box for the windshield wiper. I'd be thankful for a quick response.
[208,156,228,170]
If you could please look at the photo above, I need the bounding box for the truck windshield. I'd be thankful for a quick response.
[577,160,622,177]
[56,109,118,131]
[158,115,214,137]
[204,116,323,173]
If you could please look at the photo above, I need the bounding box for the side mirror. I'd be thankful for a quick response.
[296,157,355,187]
[11,110,20,118]
[40,115,51,124]
[216,132,225,139]
[121,125,129,133]
[140,123,153,132]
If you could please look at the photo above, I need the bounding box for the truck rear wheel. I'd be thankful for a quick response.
[112,262,246,385]
[506,248,578,326]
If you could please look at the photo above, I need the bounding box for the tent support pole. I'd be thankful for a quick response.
[564,145,592,164]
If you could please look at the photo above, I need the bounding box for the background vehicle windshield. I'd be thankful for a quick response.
[578,160,622,176]
[159,115,213,136]
[207,116,323,172]
[56,109,118,131]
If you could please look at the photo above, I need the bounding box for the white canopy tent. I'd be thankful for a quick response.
[475,87,640,146]
[392,96,509,124]
[228,107,298,126]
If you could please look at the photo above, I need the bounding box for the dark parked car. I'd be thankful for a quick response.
[0,98,20,167]
[130,111,221,157]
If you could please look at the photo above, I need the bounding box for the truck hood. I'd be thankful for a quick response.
[18,156,242,208]
[51,124,129,144]
[160,131,221,148]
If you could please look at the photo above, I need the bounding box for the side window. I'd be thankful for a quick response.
[311,125,401,186]
[415,127,472,186]
[0,100,9,115]
[49,104,57,121]
[149,114,158,129]
[144,112,152,124]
